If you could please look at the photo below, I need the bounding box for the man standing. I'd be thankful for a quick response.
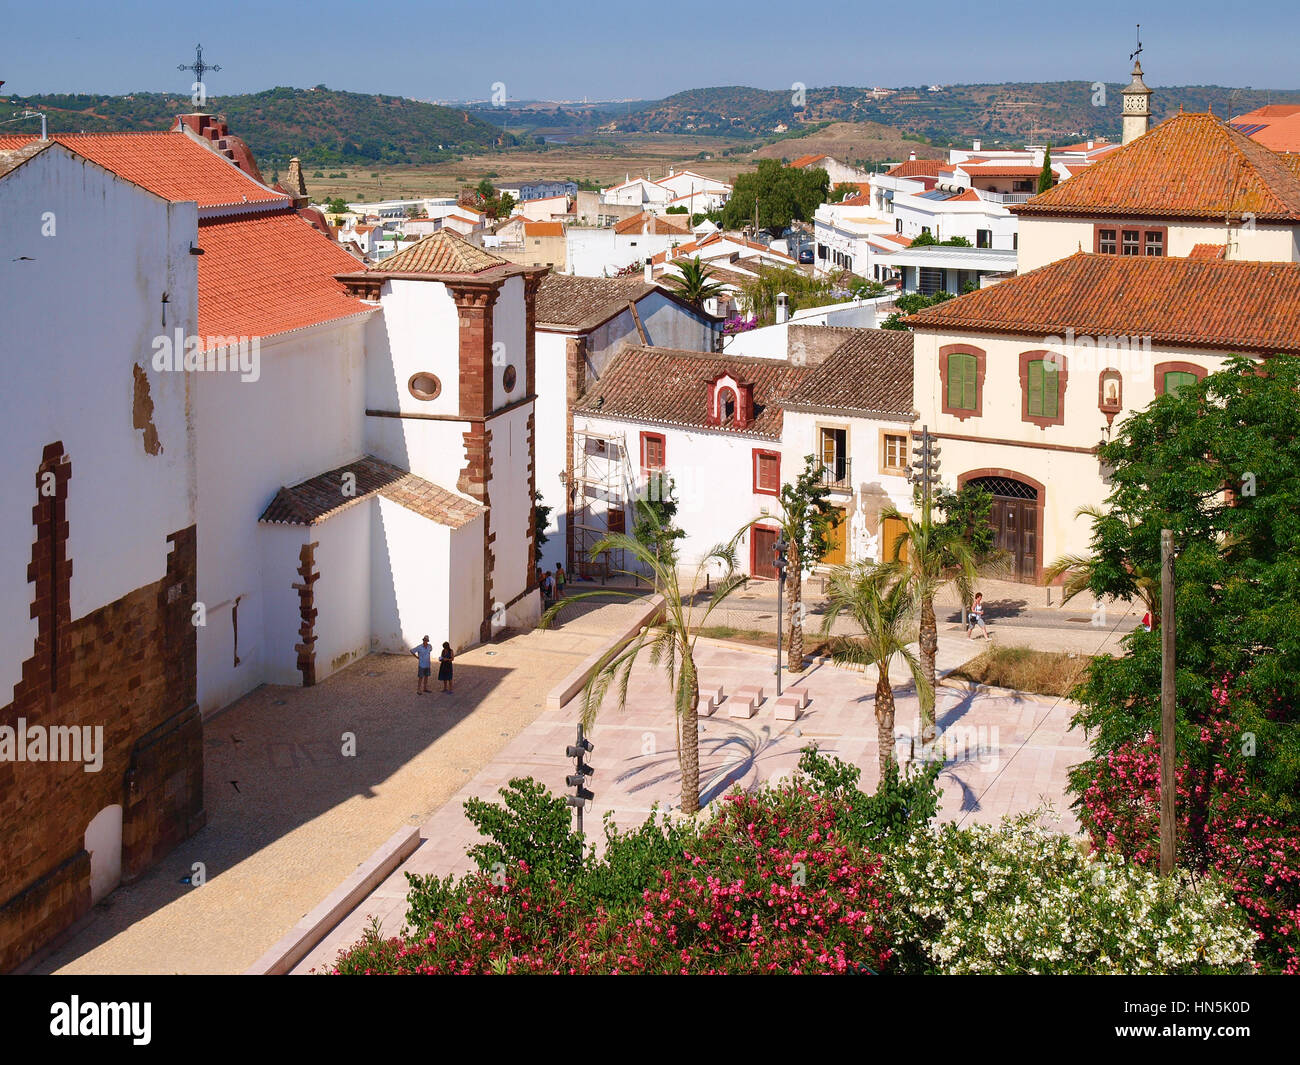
[412,635,434,694]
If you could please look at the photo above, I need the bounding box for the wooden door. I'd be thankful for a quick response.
[989,496,1038,582]
[752,526,779,579]
[823,508,847,566]
[880,515,909,563]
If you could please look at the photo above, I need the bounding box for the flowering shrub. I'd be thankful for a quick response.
[889,813,1256,974]
[722,314,757,334]
[1077,684,1300,974]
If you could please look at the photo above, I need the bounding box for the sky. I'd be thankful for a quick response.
[3,0,1298,102]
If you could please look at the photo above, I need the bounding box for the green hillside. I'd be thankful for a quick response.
[4,87,515,167]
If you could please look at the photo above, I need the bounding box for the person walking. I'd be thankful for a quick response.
[968,592,990,640]
[541,570,554,605]
[411,635,434,694]
[438,641,455,693]
[554,562,567,599]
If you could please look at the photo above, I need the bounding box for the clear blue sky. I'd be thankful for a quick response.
[3,0,1297,101]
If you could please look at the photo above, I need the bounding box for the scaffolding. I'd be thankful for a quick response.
[570,428,638,580]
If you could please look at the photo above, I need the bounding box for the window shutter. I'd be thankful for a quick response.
[1042,362,1058,417]
[1028,360,1043,415]
[947,352,976,410]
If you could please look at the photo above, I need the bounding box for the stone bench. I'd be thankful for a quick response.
[734,684,765,708]
[724,696,756,719]
[698,684,725,716]
[773,689,809,722]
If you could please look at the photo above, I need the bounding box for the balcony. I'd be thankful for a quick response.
[820,458,852,490]
[973,189,1034,205]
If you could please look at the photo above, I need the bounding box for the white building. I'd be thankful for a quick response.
[566,213,692,276]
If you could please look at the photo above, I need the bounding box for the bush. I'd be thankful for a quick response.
[888,812,1256,974]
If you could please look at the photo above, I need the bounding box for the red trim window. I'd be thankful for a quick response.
[939,344,986,420]
[640,431,666,471]
[1154,361,1206,396]
[753,449,781,495]
[1019,349,1068,429]
[1093,223,1167,256]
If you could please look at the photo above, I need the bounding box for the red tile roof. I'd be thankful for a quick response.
[260,456,484,528]
[1188,243,1227,259]
[370,230,508,274]
[574,348,810,439]
[789,153,828,169]
[781,329,915,416]
[905,251,1300,354]
[1015,112,1300,222]
[0,131,284,212]
[197,209,371,345]
[961,165,1043,177]
[524,221,565,237]
[886,158,947,178]
[614,212,691,235]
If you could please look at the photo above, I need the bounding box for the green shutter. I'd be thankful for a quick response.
[1164,370,1197,396]
[1027,359,1058,418]
[947,352,976,411]
[1027,360,1043,415]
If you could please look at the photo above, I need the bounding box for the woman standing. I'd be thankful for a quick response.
[438,641,455,693]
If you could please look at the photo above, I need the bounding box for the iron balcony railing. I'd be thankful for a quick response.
[820,458,852,489]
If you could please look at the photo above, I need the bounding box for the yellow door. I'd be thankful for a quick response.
[881,515,909,563]
[823,507,847,565]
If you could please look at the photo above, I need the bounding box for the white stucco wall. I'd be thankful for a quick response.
[195,317,369,713]
[487,402,535,612]
[534,330,569,572]
[372,496,453,652]
[310,503,372,680]
[258,522,310,687]
[912,327,1239,564]
[0,147,197,701]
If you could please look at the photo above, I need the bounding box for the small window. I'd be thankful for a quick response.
[1144,230,1164,256]
[753,450,780,494]
[1163,370,1198,396]
[503,365,517,392]
[640,432,666,470]
[1121,230,1141,255]
[1026,359,1060,418]
[408,372,442,401]
[895,218,903,233]
[976,229,992,249]
[946,352,977,412]
[1098,228,1117,254]
[883,433,908,471]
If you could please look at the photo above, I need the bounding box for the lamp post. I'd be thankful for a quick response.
[774,535,789,696]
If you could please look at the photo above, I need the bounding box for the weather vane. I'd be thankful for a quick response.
[179,44,220,87]
[1130,24,1143,64]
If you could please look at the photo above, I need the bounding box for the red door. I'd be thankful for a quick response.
[752,526,779,579]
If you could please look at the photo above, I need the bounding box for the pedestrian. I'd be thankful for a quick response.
[1141,609,1153,632]
[968,592,990,640]
[554,562,567,599]
[541,569,554,604]
[438,641,454,693]
[411,635,434,693]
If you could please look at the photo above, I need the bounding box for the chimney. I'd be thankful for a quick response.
[972,139,981,151]
[908,149,917,161]
[1122,58,1153,145]
[775,291,789,324]
[1087,139,1095,149]
[644,260,653,283]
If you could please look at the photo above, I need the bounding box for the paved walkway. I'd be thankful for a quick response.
[24,597,647,975]
[293,634,1087,973]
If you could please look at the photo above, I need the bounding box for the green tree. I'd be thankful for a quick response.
[542,502,750,814]
[721,159,829,232]
[1067,354,1300,813]
[498,191,516,216]
[533,491,553,565]
[821,564,930,775]
[766,455,836,672]
[1038,145,1054,194]
[476,177,495,200]
[325,196,350,215]
[1044,504,1158,618]
[880,290,955,330]
[664,256,726,308]
[631,475,686,574]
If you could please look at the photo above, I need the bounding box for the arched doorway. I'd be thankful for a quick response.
[962,472,1044,583]
[84,805,123,904]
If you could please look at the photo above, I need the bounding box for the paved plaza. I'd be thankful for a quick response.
[292,634,1088,973]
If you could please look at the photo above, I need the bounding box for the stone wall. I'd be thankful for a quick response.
[0,444,203,972]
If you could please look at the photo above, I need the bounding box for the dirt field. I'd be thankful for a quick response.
[307,133,758,202]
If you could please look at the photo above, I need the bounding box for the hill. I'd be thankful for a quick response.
[750,121,930,168]
[605,82,1300,147]
[3,87,515,168]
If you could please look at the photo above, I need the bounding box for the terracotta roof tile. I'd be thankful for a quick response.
[1188,243,1227,259]
[371,229,508,274]
[781,329,915,416]
[1231,107,1300,153]
[524,221,564,237]
[1,131,285,212]
[259,456,484,528]
[197,209,371,345]
[1015,112,1300,221]
[886,158,947,178]
[789,153,829,169]
[535,273,652,330]
[575,348,809,439]
[614,212,691,235]
[905,251,1300,354]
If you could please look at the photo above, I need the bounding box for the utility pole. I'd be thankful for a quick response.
[774,535,789,696]
[565,724,594,837]
[1159,529,1176,876]
[909,425,942,527]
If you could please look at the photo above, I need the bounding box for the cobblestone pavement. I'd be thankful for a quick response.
[294,634,1086,973]
[25,597,646,975]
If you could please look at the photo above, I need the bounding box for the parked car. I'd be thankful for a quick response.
[798,248,814,264]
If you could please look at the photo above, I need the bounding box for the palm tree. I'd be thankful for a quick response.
[820,564,931,777]
[664,255,726,308]
[880,502,979,744]
[541,502,748,814]
[1043,504,1159,617]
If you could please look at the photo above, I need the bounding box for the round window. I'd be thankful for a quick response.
[408,373,441,401]
[503,365,518,392]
